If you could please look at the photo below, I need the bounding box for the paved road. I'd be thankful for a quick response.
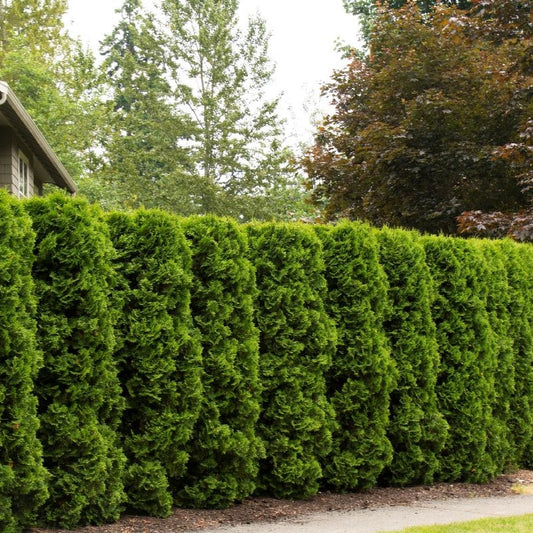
[198,494,533,533]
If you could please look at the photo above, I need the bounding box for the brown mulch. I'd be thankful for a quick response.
[30,470,533,533]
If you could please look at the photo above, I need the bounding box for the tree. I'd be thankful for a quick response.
[0,0,69,61]
[177,217,262,508]
[316,222,394,491]
[97,0,197,212]
[456,0,533,241]
[422,236,497,483]
[107,210,203,517]
[343,0,472,43]
[247,223,336,499]
[0,0,101,181]
[161,0,306,220]
[302,1,531,235]
[377,227,447,486]
[0,191,48,532]
[26,195,126,527]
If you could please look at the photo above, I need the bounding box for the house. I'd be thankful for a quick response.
[0,81,77,197]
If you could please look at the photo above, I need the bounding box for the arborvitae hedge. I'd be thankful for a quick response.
[25,194,125,527]
[247,223,336,499]
[107,210,203,517]
[315,222,394,491]
[0,191,48,532]
[177,217,262,509]
[477,241,514,472]
[377,227,448,486]
[422,236,497,483]
[500,241,533,468]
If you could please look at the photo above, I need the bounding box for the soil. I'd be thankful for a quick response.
[30,470,533,533]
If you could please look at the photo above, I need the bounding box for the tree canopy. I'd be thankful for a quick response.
[343,0,472,43]
[0,0,312,222]
[302,0,532,236]
[0,0,101,180]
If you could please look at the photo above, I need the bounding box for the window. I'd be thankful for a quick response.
[18,151,29,197]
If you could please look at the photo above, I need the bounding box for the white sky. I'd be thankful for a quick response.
[64,0,362,146]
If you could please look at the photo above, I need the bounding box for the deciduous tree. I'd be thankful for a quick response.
[98,0,197,212]
[303,1,531,235]
[343,0,472,42]
[161,0,307,220]
[0,0,101,180]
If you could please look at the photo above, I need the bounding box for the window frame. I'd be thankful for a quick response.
[18,150,29,198]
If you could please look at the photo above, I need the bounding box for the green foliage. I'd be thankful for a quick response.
[498,241,533,467]
[25,194,125,527]
[315,222,394,491]
[98,0,196,212]
[0,1,102,180]
[107,210,203,517]
[377,227,447,486]
[160,0,307,220]
[247,223,336,499]
[0,190,48,532]
[475,241,515,472]
[422,236,497,483]
[177,216,262,508]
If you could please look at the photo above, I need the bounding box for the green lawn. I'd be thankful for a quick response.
[386,514,533,533]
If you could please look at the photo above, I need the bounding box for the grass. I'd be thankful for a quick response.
[386,514,533,532]
[511,484,533,495]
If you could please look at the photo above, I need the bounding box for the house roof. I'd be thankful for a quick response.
[0,81,77,194]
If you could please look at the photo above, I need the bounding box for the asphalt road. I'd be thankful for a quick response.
[197,494,533,533]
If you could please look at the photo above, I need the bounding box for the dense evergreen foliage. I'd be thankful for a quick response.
[0,191,48,532]
[377,228,448,486]
[3,189,533,526]
[25,194,126,527]
[476,241,514,472]
[500,241,533,467]
[315,222,394,491]
[177,217,263,508]
[247,223,336,499]
[107,210,203,517]
[422,236,497,483]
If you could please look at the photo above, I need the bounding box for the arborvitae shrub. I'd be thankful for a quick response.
[476,240,514,472]
[376,227,447,486]
[25,194,125,527]
[499,241,533,468]
[107,210,203,517]
[315,222,394,491]
[177,216,262,508]
[247,222,336,499]
[422,236,497,483]
[0,191,48,532]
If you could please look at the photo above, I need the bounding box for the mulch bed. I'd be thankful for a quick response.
[30,469,533,533]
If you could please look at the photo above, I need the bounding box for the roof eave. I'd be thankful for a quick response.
[0,81,77,194]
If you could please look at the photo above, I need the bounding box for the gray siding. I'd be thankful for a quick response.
[0,126,39,197]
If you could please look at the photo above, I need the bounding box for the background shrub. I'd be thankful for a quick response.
[0,190,48,532]
[247,222,336,499]
[422,236,497,483]
[107,210,203,517]
[316,222,394,491]
[377,227,447,486]
[177,216,263,509]
[25,194,125,527]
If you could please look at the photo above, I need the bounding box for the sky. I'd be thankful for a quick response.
[64,0,362,146]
